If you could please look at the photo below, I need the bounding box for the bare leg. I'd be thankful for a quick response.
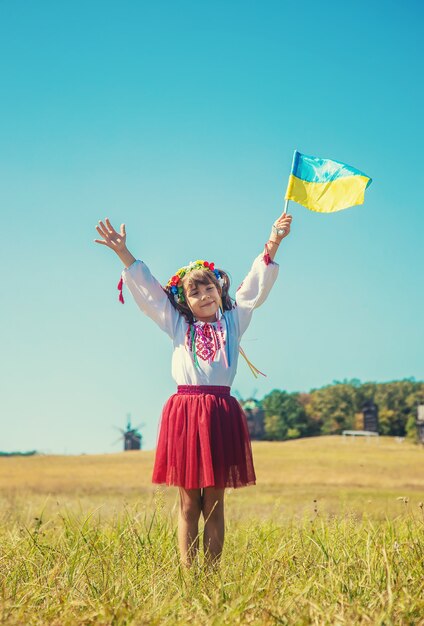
[178,487,202,568]
[202,487,225,566]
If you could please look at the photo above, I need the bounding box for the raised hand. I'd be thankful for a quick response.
[272,212,293,239]
[94,218,136,268]
[94,218,127,252]
[265,211,293,262]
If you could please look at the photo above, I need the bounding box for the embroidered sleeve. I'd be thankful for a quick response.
[120,260,180,339]
[235,247,279,337]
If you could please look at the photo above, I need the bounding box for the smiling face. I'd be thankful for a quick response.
[183,273,221,322]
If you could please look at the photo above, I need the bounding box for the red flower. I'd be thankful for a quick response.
[171,275,179,286]
[203,261,209,268]
[209,262,215,271]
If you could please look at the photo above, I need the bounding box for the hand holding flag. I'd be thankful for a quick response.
[271,212,293,240]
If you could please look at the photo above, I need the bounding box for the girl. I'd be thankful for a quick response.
[94,211,292,567]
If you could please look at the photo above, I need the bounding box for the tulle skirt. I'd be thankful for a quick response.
[152,385,256,489]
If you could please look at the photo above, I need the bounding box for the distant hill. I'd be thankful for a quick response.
[0,450,37,457]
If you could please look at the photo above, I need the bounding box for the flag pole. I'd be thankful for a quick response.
[283,149,297,215]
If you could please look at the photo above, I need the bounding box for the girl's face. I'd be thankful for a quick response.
[185,280,221,323]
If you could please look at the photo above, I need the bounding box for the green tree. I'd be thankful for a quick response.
[260,379,424,440]
[405,413,418,442]
[374,379,423,436]
[262,390,313,441]
[305,382,357,434]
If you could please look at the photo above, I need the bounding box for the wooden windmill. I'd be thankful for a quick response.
[113,413,144,451]
[234,389,265,440]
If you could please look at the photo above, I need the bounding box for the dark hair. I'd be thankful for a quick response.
[165,267,233,324]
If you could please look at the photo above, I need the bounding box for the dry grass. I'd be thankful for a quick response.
[1,436,422,519]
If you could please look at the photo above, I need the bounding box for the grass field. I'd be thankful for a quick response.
[1,436,423,625]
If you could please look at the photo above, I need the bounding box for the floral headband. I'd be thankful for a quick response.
[166,260,224,304]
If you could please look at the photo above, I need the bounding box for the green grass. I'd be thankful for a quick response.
[1,502,423,625]
[1,437,423,624]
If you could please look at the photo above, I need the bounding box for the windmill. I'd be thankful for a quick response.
[112,413,144,451]
[233,389,264,440]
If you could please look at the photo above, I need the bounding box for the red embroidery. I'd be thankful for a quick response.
[195,324,216,361]
[186,324,218,362]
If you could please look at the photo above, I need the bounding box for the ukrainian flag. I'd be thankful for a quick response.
[285,150,372,213]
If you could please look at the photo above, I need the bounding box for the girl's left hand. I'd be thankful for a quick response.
[273,212,293,239]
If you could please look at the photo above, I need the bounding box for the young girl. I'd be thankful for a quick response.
[94,212,292,567]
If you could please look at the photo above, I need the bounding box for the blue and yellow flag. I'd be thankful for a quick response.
[285,150,372,213]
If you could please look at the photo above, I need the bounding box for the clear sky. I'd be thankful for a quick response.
[1,0,423,454]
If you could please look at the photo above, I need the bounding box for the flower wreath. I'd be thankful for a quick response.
[166,260,224,304]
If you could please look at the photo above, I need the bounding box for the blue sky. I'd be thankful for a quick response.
[1,0,423,454]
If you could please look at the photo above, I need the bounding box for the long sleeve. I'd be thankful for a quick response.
[235,251,279,337]
[121,260,180,339]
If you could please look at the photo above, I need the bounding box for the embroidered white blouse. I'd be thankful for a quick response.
[121,252,279,387]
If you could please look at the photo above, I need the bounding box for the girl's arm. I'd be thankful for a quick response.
[265,212,293,261]
[234,212,293,337]
[94,218,180,338]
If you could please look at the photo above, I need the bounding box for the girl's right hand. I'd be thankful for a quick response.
[94,218,127,253]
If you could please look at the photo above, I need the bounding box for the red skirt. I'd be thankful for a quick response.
[152,386,256,489]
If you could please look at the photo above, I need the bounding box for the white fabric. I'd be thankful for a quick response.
[121,253,279,386]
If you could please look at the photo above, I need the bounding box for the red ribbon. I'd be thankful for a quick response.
[117,277,124,304]
[264,242,271,266]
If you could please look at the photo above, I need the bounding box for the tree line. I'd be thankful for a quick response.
[259,378,424,441]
